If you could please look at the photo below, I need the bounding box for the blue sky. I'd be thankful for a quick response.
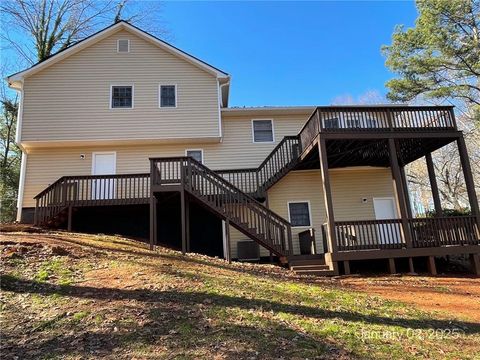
[162,1,417,107]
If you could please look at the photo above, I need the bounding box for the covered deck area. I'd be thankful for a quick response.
[294,106,480,274]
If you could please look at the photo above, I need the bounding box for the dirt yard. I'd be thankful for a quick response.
[1,227,479,359]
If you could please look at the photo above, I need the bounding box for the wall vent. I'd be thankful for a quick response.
[117,39,130,53]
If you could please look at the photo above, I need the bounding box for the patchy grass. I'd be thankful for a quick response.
[1,230,479,359]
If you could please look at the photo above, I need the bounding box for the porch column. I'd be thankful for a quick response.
[457,136,480,226]
[388,138,412,248]
[425,152,442,216]
[318,137,337,253]
[399,166,413,218]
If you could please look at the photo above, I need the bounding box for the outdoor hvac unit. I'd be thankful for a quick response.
[237,240,260,262]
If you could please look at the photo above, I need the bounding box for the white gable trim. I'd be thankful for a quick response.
[7,21,229,86]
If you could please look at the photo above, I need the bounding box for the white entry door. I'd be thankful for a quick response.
[92,152,116,200]
[373,198,401,244]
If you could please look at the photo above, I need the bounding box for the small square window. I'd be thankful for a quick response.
[186,149,203,163]
[117,39,130,53]
[160,85,176,108]
[252,120,274,143]
[111,86,133,108]
[288,202,311,227]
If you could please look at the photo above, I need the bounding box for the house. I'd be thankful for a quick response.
[7,21,480,276]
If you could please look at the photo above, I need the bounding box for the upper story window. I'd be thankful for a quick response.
[288,201,311,227]
[252,119,274,143]
[117,39,130,53]
[159,85,177,108]
[186,149,203,163]
[111,85,133,109]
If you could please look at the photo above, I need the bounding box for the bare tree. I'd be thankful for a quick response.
[0,0,168,64]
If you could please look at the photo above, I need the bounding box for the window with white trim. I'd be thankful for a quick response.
[111,86,133,108]
[117,39,130,53]
[252,119,274,143]
[288,202,311,227]
[160,85,176,107]
[186,149,203,163]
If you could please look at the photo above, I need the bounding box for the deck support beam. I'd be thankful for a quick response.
[318,136,337,253]
[388,258,396,274]
[181,189,186,255]
[426,152,442,216]
[408,257,415,274]
[427,256,437,275]
[149,195,157,250]
[343,260,350,275]
[457,137,480,228]
[225,219,231,263]
[388,138,412,248]
[470,254,480,276]
[399,166,413,218]
[67,206,72,232]
[185,195,190,253]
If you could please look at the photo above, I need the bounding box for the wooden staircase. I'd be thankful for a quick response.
[151,157,294,259]
[288,255,336,276]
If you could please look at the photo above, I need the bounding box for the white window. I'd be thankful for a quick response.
[159,85,177,108]
[252,119,274,143]
[288,201,312,227]
[186,149,203,163]
[110,85,133,109]
[117,39,130,53]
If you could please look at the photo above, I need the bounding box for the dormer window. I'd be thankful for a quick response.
[117,39,130,53]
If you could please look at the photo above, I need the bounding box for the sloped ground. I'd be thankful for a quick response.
[1,227,479,359]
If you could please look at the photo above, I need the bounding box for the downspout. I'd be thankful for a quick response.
[218,80,230,140]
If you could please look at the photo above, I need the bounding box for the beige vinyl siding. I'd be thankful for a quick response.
[228,168,395,257]
[21,29,220,142]
[22,112,309,207]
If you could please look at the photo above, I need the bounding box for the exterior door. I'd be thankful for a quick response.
[373,198,401,244]
[92,152,116,199]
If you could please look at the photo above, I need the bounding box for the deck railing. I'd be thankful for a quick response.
[34,173,150,225]
[331,219,405,251]
[299,106,456,155]
[323,216,479,252]
[409,216,479,248]
[215,136,300,197]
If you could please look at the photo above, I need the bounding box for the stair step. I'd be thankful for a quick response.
[290,264,330,271]
[288,259,326,266]
[292,269,336,276]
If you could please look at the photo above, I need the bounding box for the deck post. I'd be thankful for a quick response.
[343,260,350,275]
[425,152,442,216]
[185,195,190,253]
[225,219,231,263]
[180,188,186,255]
[399,166,413,218]
[34,198,39,225]
[318,136,337,254]
[457,136,480,227]
[388,138,412,248]
[408,257,415,274]
[67,206,72,232]
[469,254,480,276]
[388,258,396,274]
[149,195,157,251]
[427,256,437,275]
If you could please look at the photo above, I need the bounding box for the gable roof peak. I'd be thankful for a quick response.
[7,20,229,88]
